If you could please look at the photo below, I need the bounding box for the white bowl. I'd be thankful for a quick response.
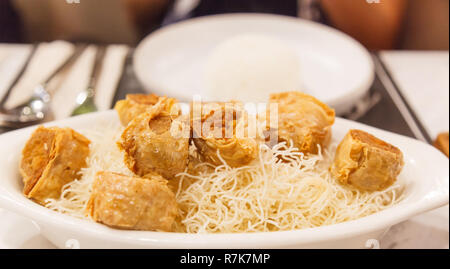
[133,13,374,115]
[0,110,448,249]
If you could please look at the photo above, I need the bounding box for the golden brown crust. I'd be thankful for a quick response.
[270,92,335,119]
[434,132,449,157]
[86,171,178,232]
[20,126,90,204]
[191,102,258,167]
[118,112,189,179]
[349,129,402,154]
[269,91,335,154]
[126,93,159,104]
[114,94,180,126]
[194,134,258,167]
[21,126,56,195]
[330,129,404,191]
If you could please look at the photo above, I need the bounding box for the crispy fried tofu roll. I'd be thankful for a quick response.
[330,129,404,191]
[114,94,180,126]
[20,126,90,204]
[86,171,178,232]
[118,112,189,179]
[191,102,258,167]
[269,92,335,154]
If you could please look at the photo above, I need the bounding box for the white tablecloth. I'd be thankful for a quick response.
[379,51,449,249]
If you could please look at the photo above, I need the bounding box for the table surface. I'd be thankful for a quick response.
[0,49,448,249]
[380,51,449,140]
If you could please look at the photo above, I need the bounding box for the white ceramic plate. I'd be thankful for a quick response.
[0,111,448,249]
[134,13,374,115]
[0,209,55,249]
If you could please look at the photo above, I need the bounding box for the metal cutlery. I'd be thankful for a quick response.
[71,46,106,116]
[0,44,37,107]
[0,45,86,128]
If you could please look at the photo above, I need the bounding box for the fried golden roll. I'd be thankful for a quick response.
[434,132,449,157]
[20,126,90,204]
[330,129,404,191]
[86,171,178,232]
[118,112,189,179]
[269,92,335,154]
[191,102,258,167]
[114,94,180,126]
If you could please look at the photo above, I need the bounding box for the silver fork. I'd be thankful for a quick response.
[0,45,86,128]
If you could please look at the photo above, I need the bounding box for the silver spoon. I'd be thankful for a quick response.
[0,45,86,128]
[71,46,106,116]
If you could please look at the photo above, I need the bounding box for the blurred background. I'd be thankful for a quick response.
[1,0,448,50]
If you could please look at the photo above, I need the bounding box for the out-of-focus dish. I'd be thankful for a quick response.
[133,13,374,114]
[204,33,301,102]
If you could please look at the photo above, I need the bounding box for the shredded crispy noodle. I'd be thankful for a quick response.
[174,142,404,233]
